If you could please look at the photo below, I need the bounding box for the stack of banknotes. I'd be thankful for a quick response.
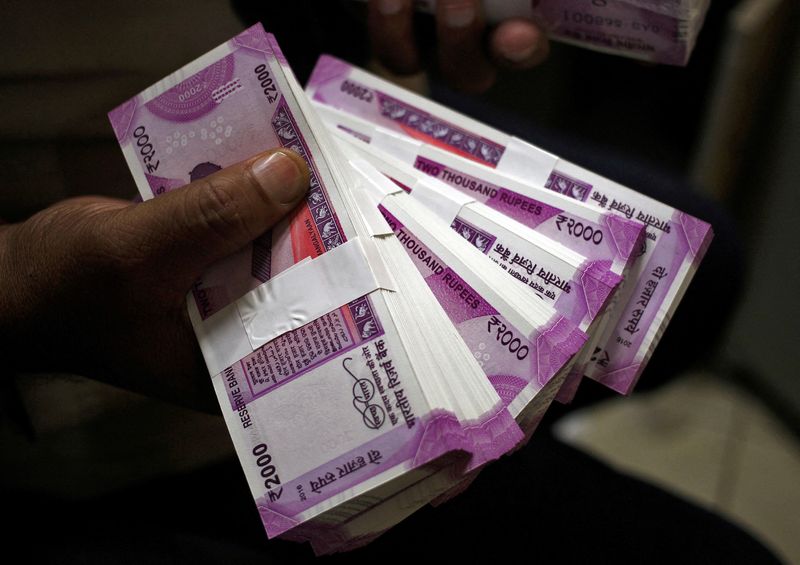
[109,24,713,554]
[356,0,713,65]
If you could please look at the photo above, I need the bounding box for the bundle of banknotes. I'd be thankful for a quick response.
[109,24,713,554]
[356,0,712,65]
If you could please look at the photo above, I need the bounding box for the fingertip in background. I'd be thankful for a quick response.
[491,19,550,69]
[368,0,420,75]
[436,0,496,93]
[439,0,477,28]
[376,0,404,16]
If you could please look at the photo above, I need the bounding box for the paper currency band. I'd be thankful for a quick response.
[409,176,473,227]
[238,236,396,351]
[495,137,557,187]
[345,140,476,229]
[191,236,396,376]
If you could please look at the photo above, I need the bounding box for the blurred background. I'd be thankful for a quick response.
[1,0,798,561]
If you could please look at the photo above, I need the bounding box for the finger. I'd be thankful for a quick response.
[368,0,419,74]
[490,18,550,69]
[116,148,309,277]
[436,0,496,93]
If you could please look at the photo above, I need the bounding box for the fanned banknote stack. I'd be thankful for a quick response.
[110,24,713,554]
[306,54,714,398]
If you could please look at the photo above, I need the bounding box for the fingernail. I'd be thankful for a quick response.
[250,150,308,205]
[378,0,404,16]
[502,44,537,63]
[443,2,475,28]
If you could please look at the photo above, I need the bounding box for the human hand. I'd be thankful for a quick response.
[367,0,549,93]
[0,149,309,412]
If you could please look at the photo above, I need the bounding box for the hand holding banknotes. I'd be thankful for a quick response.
[0,149,309,411]
[367,0,549,92]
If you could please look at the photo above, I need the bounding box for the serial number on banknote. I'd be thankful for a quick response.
[562,10,666,35]
[562,11,624,29]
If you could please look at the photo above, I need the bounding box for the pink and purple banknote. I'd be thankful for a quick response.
[110,25,529,545]
[307,55,714,394]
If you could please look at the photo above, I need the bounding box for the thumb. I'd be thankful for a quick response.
[120,148,309,277]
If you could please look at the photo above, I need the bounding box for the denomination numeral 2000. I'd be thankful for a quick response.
[252,443,282,490]
[555,215,604,245]
[254,64,278,104]
[487,316,529,360]
[132,126,159,174]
